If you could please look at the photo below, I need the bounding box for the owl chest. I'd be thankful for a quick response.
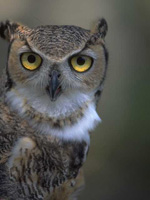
[6,136,88,199]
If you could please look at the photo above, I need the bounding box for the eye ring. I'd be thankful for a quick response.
[20,52,42,71]
[69,55,93,73]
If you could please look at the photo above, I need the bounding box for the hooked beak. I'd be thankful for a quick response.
[46,70,62,101]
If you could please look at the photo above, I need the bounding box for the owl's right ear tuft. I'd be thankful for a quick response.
[0,20,31,42]
[0,20,20,42]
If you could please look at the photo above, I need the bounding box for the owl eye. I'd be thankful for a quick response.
[70,55,93,72]
[20,52,42,70]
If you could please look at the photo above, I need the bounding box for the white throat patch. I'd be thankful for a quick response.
[6,87,101,144]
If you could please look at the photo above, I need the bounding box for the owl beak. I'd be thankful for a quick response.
[46,70,62,101]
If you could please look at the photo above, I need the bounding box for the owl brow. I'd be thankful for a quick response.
[71,44,93,58]
[73,44,98,60]
[21,40,93,59]
[78,44,91,54]
[17,44,32,56]
[77,38,104,55]
[25,41,33,50]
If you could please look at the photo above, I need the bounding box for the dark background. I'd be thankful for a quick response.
[0,0,150,199]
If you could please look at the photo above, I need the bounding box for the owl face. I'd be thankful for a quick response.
[0,19,108,142]
[7,25,107,102]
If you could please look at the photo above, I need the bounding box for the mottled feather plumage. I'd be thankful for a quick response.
[0,19,108,200]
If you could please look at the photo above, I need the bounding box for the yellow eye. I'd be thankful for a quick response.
[70,55,93,72]
[20,52,42,70]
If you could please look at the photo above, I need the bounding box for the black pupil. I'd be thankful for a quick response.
[27,55,36,63]
[77,57,85,65]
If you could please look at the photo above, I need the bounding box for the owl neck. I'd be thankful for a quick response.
[5,86,101,144]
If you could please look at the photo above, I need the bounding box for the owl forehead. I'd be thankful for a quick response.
[27,25,91,59]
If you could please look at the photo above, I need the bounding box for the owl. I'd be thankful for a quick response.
[0,18,108,200]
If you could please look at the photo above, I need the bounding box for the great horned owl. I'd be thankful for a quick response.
[0,19,108,200]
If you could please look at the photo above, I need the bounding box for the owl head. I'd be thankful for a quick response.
[0,19,108,142]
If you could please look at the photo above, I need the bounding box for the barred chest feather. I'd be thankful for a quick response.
[0,102,88,199]
[8,137,87,199]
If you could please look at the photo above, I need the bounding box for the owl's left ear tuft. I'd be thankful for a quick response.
[89,18,108,44]
[93,18,108,38]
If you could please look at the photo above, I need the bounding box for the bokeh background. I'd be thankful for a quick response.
[0,0,150,199]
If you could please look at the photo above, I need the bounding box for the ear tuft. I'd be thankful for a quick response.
[0,20,19,41]
[88,18,108,45]
[0,20,30,42]
[93,18,108,38]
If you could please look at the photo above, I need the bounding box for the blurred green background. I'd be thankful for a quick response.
[0,0,150,199]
